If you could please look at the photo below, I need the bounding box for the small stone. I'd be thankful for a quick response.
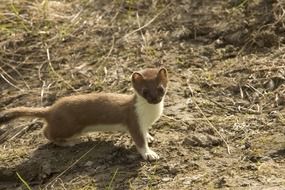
[126,154,140,160]
[260,156,272,162]
[41,162,52,177]
[162,177,172,182]
[183,133,222,147]
[84,161,94,167]
[96,164,108,170]
[215,177,227,188]
[169,167,179,175]
[183,180,191,185]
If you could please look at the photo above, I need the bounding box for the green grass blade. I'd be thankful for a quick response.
[10,3,30,32]
[105,168,119,190]
[16,172,32,190]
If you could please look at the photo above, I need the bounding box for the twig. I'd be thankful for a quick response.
[38,62,45,81]
[95,36,116,73]
[0,62,25,84]
[136,11,147,47]
[40,81,46,106]
[111,0,124,23]
[0,73,23,91]
[162,114,189,127]
[6,71,30,90]
[45,46,77,91]
[123,3,171,39]
[45,142,101,189]
[9,119,38,141]
[206,98,236,113]
[239,85,244,99]
[187,83,231,154]
[0,131,10,144]
[237,106,261,114]
[186,79,194,97]
[252,65,285,72]
[105,36,116,60]
[245,84,264,97]
[192,99,231,154]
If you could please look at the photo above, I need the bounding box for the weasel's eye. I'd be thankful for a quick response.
[157,86,164,94]
[142,89,150,97]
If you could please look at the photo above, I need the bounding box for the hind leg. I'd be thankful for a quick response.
[43,125,81,147]
[43,125,53,142]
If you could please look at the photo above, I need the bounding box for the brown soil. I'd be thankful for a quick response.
[1,0,285,189]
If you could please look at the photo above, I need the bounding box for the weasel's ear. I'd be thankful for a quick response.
[131,72,144,83]
[157,67,168,80]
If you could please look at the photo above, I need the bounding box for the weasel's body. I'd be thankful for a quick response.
[0,68,168,161]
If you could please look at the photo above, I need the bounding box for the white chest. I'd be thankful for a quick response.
[135,95,164,129]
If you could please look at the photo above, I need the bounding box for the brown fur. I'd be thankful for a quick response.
[0,67,168,160]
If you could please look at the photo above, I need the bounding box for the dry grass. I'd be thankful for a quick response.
[1,0,285,189]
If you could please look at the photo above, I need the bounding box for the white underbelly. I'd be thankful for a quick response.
[82,124,128,134]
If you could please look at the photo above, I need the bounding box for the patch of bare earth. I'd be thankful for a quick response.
[1,0,285,189]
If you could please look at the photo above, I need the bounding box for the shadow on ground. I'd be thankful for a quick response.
[0,140,142,189]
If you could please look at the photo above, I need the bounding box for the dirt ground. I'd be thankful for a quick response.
[1,0,285,189]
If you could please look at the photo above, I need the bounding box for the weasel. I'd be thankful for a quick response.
[0,68,168,161]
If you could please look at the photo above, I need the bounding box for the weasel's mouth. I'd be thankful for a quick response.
[147,98,162,104]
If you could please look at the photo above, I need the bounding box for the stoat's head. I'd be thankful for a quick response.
[131,67,168,104]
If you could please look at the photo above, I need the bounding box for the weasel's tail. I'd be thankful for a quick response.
[0,107,49,124]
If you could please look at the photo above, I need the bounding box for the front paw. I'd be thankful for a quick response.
[142,149,160,161]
